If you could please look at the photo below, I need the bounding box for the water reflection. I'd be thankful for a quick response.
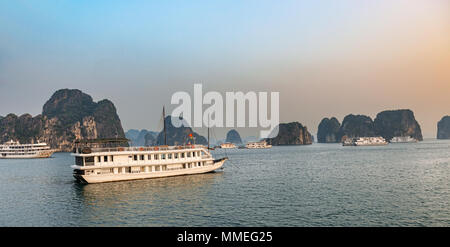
[72,172,223,226]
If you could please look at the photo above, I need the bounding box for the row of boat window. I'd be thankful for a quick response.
[0,149,48,152]
[130,151,200,162]
[82,162,206,175]
[0,152,38,155]
[77,151,202,166]
[1,146,48,149]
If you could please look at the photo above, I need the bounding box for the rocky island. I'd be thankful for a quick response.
[338,114,376,141]
[437,116,450,139]
[125,129,158,146]
[317,117,341,143]
[225,129,242,144]
[155,116,207,146]
[265,122,312,145]
[317,109,423,143]
[374,109,423,141]
[0,89,125,151]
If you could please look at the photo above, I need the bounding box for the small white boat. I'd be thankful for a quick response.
[342,137,388,146]
[220,143,236,149]
[390,136,418,143]
[245,140,272,149]
[0,140,55,159]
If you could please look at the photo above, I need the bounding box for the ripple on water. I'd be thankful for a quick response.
[0,140,449,226]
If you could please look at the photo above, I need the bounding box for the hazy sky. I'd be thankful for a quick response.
[0,0,449,139]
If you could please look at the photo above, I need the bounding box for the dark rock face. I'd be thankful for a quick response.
[225,129,242,144]
[144,132,157,146]
[156,116,207,146]
[374,109,423,141]
[437,116,450,139]
[265,122,312,145]
[317,117,341,143]
[0,113,43,144]
[0,89,125,151]
[338,114,376,141]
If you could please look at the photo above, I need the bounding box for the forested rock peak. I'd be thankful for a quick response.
[374,109,423,141]
[225,129,243,144]
[437,116,450,139]
[317,117,341,143]
[265,122,312,145]
[0,89,125,151]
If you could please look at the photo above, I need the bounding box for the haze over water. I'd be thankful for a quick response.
[1,140,449,226]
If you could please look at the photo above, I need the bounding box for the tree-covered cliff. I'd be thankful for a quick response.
[0,89,125,151]
[265,122,312,145]
[317,117,341,143]
[374,109,423,141]
[155,116,207,146]
[225,129,243,144]
[437,116,450,139]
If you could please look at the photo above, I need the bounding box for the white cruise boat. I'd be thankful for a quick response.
[0,140,55,159]
[390,136,418,143]
[71,139,227,184]
[245,140,272,149]
[343,137,388,146]
[220,143,236,149]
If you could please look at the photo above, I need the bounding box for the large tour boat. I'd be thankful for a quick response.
[71,107,227,184]
[0,140,55,159]
[71,139,227,184]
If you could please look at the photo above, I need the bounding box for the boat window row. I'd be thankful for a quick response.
[131,151,201,162]
[79,161,207,175]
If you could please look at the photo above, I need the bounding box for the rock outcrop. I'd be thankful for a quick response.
[265,122,312,145]
[437,116,450,139]
[374,109,423,141]
[225,129,242,144]
[0,89,125,151]
[144,132,157,146]
[338,114,376,141]
[317,117,341,143]
[125,129,158,146]
[155,116,207,146]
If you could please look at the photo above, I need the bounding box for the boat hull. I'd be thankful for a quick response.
[74,158,227,184]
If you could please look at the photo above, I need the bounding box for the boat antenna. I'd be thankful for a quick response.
[163,106,167,146]
[207,115,210,150]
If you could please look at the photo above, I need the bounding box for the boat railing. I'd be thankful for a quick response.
[75,145,206,154]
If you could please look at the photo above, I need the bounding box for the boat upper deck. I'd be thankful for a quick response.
[72,144,210,156]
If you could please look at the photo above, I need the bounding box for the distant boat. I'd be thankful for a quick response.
[220,143,236,149]
[245,140,272,149]
[342,137,388,146]
[390,136,418,143]
[0,140,55,159]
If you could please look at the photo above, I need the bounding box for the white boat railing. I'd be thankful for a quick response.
[75,145,207,154]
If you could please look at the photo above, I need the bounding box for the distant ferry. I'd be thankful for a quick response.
[220,143,236,149]
[245,140,272,149]
[343,137,388,146]
[71,140,227,184]
[390,136,418,143]
[0,140,55,159]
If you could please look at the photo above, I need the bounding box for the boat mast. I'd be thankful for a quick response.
[163,106,167,146]
[207,116,210,150]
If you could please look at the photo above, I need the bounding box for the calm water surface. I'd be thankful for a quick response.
[0,140,449,226]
